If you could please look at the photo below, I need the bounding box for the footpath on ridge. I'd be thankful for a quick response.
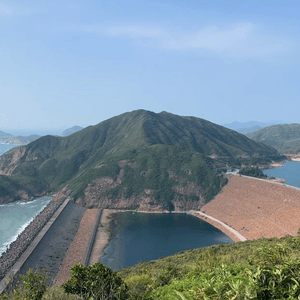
[199,174,300,241]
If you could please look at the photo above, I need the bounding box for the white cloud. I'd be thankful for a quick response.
[87,23,294,58]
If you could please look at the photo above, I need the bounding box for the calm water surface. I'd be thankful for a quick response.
[263,161,300,188]
[101,212,233,271]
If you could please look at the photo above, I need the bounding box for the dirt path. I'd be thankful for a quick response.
[201,175,300,240]
[188,211,247,242]
[88,209,118,265]
[54,208,98,285]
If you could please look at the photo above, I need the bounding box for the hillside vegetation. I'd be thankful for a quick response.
[0,110,284,208]
[246,123,300,154]
[2,235,300,299]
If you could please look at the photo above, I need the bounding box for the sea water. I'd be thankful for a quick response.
[0,196,51,255]
[0,143,51,256]
[101,212,233,271]
[0,143,19,156]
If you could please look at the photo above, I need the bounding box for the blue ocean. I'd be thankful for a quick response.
[0,143,51,255]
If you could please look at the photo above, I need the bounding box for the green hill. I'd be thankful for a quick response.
[117,235,300,299]
[246,123,300,154]
[3,234,300,299]
[0,110,284,208]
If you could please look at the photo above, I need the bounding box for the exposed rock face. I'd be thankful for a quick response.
[0,146,26,176]
[76,160,206,211]
[0,192,34,205]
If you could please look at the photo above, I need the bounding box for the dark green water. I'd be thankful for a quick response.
[263,161,300,188]
[101,212,233,271]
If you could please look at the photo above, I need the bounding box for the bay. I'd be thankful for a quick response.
[101,212,233,271]
[263,161,300,189]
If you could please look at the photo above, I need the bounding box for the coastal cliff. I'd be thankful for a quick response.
[0,146,26,176]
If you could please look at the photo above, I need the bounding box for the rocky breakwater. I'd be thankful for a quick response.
[0,188,71,280]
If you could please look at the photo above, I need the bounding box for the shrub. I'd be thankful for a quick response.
[63,263,129,300]
[0,269,49,300]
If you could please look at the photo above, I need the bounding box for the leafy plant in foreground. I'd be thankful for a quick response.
[63,262,129,300]
[0,269,49,300]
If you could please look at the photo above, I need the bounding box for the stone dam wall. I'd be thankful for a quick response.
[0,195,67,281]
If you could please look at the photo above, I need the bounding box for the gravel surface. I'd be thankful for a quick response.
[201,174,300,240]
[18,202,86,284]
[54,208,98,286]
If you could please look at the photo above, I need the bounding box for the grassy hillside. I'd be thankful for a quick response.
[3,234,300,299]
[118,235,300,299]
[0,110,284,207]
[246,123,300,154]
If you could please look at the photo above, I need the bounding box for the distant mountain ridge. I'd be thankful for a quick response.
[61,126,83,136]
[246,124,300,154]
[0,110,284,209]
[223,121,283,134]
[1,135,41,145]
[0,130,13,139]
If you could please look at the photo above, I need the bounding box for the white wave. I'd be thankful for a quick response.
[0,219,33,255]
[0,197,51,255]
[0,196,51,208]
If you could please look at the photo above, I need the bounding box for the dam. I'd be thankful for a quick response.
[3,171,300,291]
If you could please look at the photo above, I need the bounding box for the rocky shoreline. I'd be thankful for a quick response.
[0,192,69,280]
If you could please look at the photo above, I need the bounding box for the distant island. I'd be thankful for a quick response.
[0,130,13,139]
[0,125,84,145]
[61,125,83,137]
[222,120,281,134]
[1,135,41,145]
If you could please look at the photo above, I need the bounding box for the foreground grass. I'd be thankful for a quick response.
[2,235,300,299]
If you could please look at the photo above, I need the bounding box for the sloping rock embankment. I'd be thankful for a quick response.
[201,174,300,240]
[0,189,70,281]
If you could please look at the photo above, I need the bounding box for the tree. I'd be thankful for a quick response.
[0,269,49,300]
[63,263,129,300]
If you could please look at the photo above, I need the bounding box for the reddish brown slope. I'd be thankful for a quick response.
[201,175,300,240]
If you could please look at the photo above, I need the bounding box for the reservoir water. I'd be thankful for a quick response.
[101,212,233,271]
[263,161,300,189]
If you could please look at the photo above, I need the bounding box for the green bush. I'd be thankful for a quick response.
[42,286,77,300]
[0,269,49,300]
[63,263,129,300]
[239,167,267,178]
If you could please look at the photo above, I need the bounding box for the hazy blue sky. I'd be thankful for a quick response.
[1,0,300,130]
